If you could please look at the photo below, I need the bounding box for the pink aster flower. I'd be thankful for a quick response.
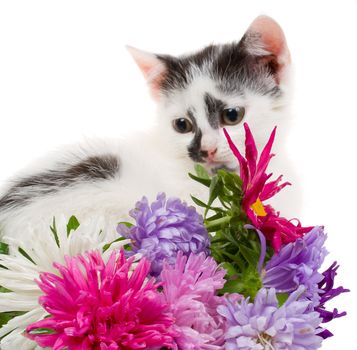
[160,252,227,349]
[224,123,312,251]
[26,250,176,350]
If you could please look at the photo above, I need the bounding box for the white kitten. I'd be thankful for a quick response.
[0,16,292,239]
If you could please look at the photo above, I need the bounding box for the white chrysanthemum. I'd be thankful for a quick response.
[0,215,130,350]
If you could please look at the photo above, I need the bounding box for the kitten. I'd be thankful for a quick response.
[0,16,292,240]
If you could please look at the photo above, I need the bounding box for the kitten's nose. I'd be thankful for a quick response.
[208,148,218,156]
[203,148,218,161]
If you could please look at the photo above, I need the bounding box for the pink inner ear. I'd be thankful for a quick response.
[140,62,156,77]
[127,46,167,100]
[249,16,289,61]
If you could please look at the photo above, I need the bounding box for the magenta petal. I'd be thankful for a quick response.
[260,175,291,201]
[243,123,258,178]
[243,173,271,209]
[257,126,277,172]
[26,334,58,348]
[223,128,249,186]
[272,232,282,252]
[251,127,277,186]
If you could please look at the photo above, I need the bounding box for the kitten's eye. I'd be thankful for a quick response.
[221,107,245,126]
[172,118,193,133]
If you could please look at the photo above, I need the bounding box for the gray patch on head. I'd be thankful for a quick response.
[204,93,226,129]
[186,109,207,163]
[157,45,218,92]
[157,35,282,98]
[212,38,282,97]
[0,154,120,211]
[187,128,207,163]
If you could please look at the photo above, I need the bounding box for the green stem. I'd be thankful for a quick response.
[205,216,232,229]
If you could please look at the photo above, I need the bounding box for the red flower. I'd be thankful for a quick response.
[224,123,311,251]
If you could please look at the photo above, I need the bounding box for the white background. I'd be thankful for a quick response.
[0,1,356,349]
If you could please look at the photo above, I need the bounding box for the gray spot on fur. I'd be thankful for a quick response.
[157,33,282,98]
[0,155,120,211]
[188,128,207,163]
[204,93,225,129]
[187,110,207,162]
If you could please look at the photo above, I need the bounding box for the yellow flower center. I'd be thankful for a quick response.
[251,198,267,217]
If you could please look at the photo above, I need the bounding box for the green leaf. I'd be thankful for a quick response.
[208,175,220,198]
[190,195,210,208]
[18,247,35,265]
[0,242,9,255]
[0,286,11,293]
[190,196,225,214]
[205,212,225,222]
[0,311,25,328]
[276,293,289,306]
[194,164,210,179]
[117,221,134,228]
[239,245,259,267]
[220,250,245,267]
[188,172,211,187]
[220,278,246,294]
[103,237,131,253]
[221,262,238,278]
[222,266,262,298]
[27,328,56,335]
[205,175,222,216]
[204,216,232,231]
[50,217,60,248]
[67,216,80,236]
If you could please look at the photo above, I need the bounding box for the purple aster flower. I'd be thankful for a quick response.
[218,287,323,350]
[160,251,227,349]
[263,226,328,305]
[315,261,350,339]
[117,193,210,276]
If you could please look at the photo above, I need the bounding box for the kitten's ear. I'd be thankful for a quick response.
[242,16,290,80]
[126,46,167,100]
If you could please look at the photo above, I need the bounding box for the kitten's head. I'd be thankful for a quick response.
[128,16,291,173]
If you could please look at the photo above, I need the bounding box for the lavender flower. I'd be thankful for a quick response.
[316,262,349,339]
[117,193,210,276]
[263,226,328,305]
[218,287,323,350]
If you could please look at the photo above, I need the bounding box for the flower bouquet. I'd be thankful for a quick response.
[0,124,348,350]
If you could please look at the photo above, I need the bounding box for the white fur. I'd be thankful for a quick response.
[0,19,295,240]
[0,132,202,239]
[0,66,292,240]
